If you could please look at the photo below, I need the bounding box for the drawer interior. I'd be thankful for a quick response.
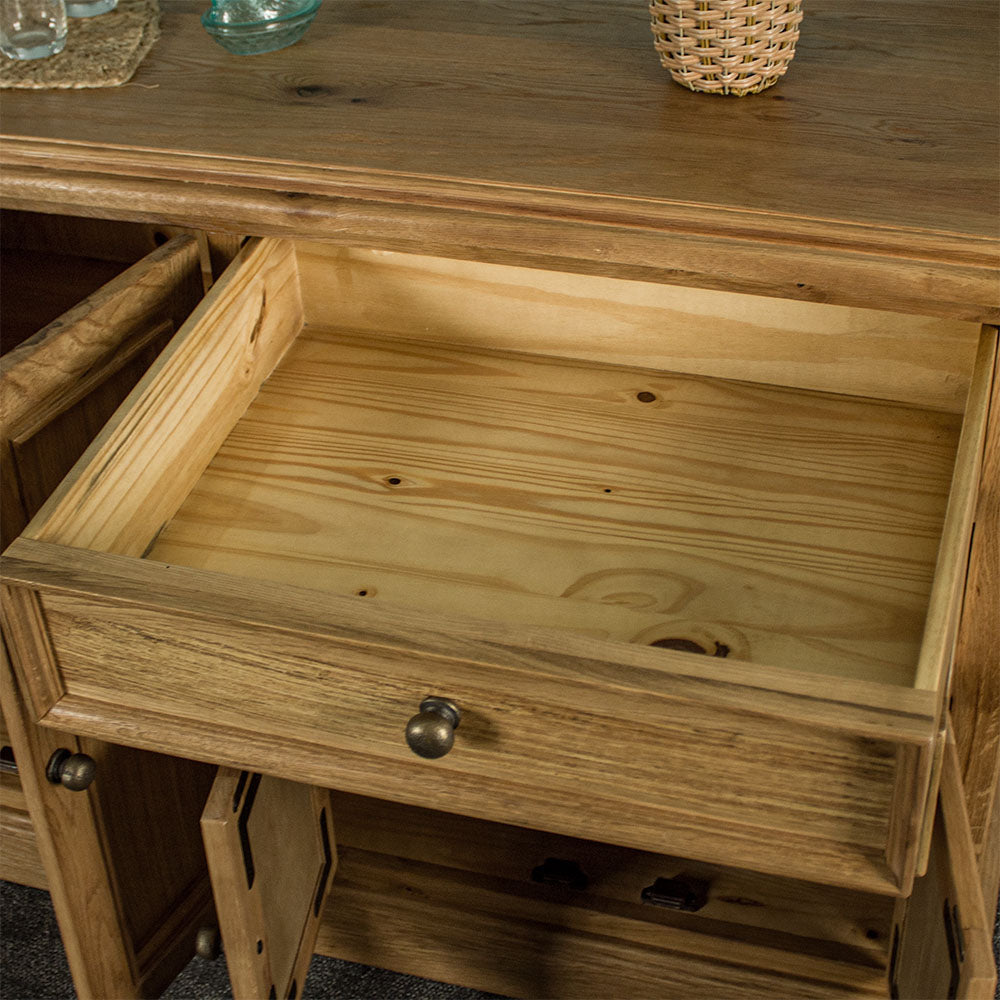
[122,240,990,690]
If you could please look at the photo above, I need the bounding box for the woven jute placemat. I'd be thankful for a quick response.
[0,0,160,89]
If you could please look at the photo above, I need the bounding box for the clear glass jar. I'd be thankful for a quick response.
[65,0,117,17]
[0,0,67,59]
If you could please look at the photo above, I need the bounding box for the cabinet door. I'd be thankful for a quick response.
[1,231,216,999]
[890,728,996,999]
[201,768,336,999]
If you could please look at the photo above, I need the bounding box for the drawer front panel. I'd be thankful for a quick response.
[8,555,933,895]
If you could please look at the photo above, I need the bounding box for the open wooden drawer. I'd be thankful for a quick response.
[2,237,996,896]
[199,728,995,999]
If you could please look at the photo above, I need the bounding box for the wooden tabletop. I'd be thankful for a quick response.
[1,0,998,320]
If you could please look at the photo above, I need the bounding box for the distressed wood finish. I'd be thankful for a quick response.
[0,771,48,890]
[0,638,137,998]
[0,2,997,321]
[1,235,204,549]
[0,233,216,999]
[202,770,335,1000]
[0,538,936,895]
[0,250,126,353]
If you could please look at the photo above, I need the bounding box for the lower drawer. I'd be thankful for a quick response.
[199,732,995,1000]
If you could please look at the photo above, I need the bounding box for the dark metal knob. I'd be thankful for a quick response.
[45,749,97,791]
[195,925,222,960]
[405,697,461,759]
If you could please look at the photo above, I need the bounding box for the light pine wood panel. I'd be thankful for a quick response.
[329,790,895,960]
[913,327,997,695]
[0,235,204,550]
[314,848,888,999]
[296,244,982,412]
[27,237,302,555]
[153,327,962,685]
[1,540,939,744]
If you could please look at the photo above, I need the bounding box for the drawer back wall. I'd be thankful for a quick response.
[294,243,983,413]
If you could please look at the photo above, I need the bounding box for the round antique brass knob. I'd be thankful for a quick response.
[195,925,222,961]
[45,749,97,791]
[405,697,461,759]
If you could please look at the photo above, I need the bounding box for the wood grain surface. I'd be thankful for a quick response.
[0,773,48,890]
[1,538,942,893]
[314,848,888,999]
[202,770,335,1000]
[152,324,962,685]
[328,789,894,960]
[950,332,1000,913]
[0,2,996,319]
[0,638,137,998]
[0,232,215,999]
[27,238,302,555]
[0,235,203,550]
[0,251,126,353]
[294,244,983,413]
[891,734,997,1000]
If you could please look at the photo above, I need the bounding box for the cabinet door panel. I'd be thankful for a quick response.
[202,768,336,1000]
[891,729,996,1000]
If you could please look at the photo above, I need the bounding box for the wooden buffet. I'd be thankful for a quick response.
[1,2,998,997]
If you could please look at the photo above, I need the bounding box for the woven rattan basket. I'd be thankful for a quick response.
[649,0,803,96]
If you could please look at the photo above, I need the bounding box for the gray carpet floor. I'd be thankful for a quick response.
[2,879,998,999]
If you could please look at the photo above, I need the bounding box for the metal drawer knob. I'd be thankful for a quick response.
[195,925,222,961]
[405,697,461,759]
[45,749,97,791]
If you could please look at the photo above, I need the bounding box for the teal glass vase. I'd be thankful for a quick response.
[201,0,321,56]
